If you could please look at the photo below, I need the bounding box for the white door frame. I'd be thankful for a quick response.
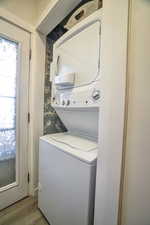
[0,18,30,209]
[0,9,46,196]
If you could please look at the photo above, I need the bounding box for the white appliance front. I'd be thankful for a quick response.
[50,10,102,140]
[38,136,97,225]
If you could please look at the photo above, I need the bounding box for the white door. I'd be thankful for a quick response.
[0,19,30,210]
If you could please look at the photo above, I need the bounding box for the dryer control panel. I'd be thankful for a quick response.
[50,17,101,109]
[51,80,101,108]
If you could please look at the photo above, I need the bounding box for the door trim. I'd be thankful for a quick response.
[0,18,30,209]
[0,7,46,196]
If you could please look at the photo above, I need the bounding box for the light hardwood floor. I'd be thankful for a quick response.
[0,197,49,225]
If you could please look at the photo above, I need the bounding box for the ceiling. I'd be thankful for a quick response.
[0,0,52,25]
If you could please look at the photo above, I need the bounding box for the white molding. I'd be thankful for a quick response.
[0,19,30,209]
[36,0,82,35]
[0,182,17,193]
[0,7,34,33]
[122,0,150,224]
[28,31,46,196]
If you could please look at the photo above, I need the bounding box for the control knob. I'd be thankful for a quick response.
[92,90,100,101]
[62,100,65,105]
[66,100,70,106]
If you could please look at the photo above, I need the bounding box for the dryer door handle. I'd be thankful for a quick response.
[56,55,60,76]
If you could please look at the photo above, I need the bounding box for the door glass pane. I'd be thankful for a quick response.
[0,36,18,188]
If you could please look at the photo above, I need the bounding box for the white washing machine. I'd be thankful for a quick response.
[38,9,102,225]
[39,133,97,225]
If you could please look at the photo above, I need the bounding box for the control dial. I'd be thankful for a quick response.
[62,100,65,105]
[66,100,70,106]
[92,90,100,101]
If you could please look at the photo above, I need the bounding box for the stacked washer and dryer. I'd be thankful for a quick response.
[38,10,102,225]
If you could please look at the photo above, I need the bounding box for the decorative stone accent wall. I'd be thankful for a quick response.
[43,0,102,134]
[43,38,66,135]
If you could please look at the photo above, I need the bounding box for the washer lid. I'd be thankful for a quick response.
[40,133,98,164]
[48,133,97,152]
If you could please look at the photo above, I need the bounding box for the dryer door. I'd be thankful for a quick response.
[53,20,101,89]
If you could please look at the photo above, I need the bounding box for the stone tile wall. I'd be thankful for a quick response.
[43,38,66,135]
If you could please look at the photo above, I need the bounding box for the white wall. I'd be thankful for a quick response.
[37,0,51,18]
[94,1,129,225]
[0,0,37,25]
[0,0,52,25]
[122,0,150,224]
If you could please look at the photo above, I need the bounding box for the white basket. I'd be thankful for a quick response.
[64,0,102,30]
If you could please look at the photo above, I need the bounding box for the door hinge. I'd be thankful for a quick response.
[29,49,32,61]
[28,112,30,123]
[27,172,30,183]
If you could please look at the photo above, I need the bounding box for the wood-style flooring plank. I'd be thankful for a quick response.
[0,197,49,225]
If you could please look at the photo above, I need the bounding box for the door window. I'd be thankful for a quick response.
[0,36,18,188]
